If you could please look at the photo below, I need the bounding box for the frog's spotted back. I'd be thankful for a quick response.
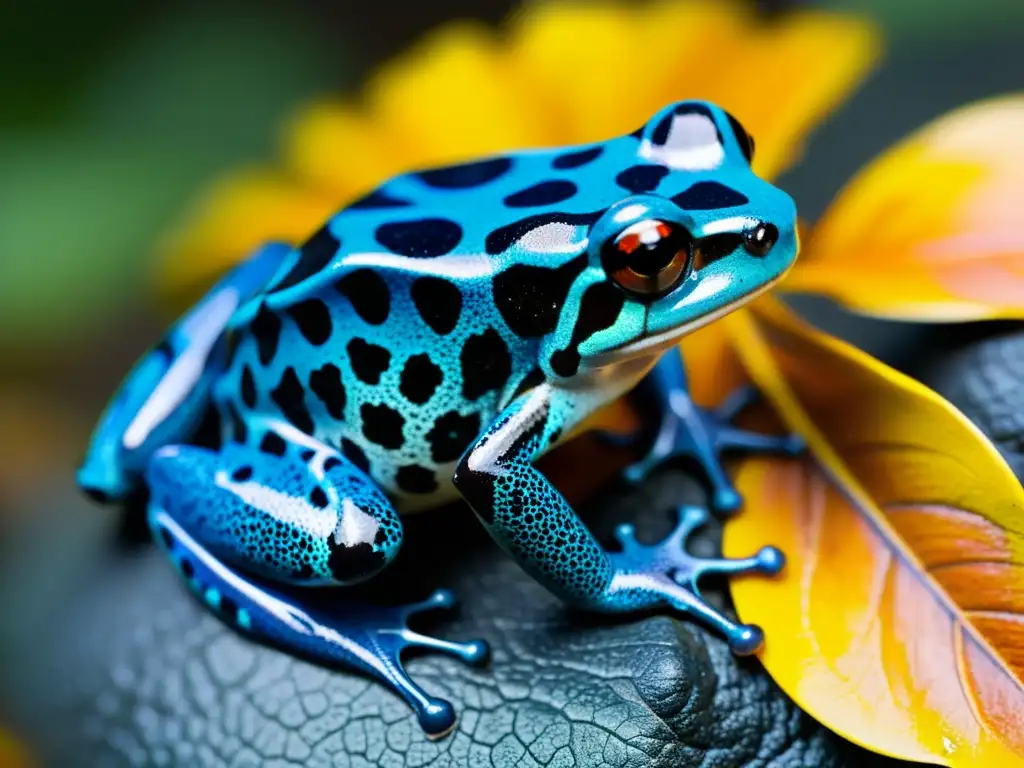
[214,100,795,511]
[259,99,771,304]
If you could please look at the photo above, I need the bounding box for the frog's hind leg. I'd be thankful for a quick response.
[620,351,804,512]
[77,241,292,503]
[145,421,488,738]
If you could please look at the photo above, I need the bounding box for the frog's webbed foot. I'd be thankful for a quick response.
[155,511,488,739]
[606,505,784,655]
[623,359,804,512]
[147,427,489,739]
[298,588,490,739]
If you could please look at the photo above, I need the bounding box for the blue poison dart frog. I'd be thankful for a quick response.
[79,101,803,738]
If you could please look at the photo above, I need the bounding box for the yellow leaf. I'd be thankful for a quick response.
[787,95,1024,321]
[722,297,1024,765]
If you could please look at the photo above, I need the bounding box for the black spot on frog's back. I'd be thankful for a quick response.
[616,165,669,194]
[400,354,443,404]
[341,438,370,473]
[360,403,405,449]
[672,181,749,210]
[239,366,257,408]
[503,180,578,208]
[286,299,333,346]
[460,328,512,401]
[334,269,390,325]
[552,146,603,169]
[251,303,282,366]
[374,218,463,258]
[270,367,314,434]
[410,277,462,335]
[347,339,391,385]
[259,431,287,456]
[309,363,346,420]
[270,225,340,294]
[426,410,482,463]
[416,157,512,189]
[493,254,586,338]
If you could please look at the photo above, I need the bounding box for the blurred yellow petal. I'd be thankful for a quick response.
[366,21,549,168]
[727,11,881,180]
[283,102,406,199]
[155,1,878,312]
[504,1,734,145]
[154,168,336,306]
[680,321,746,408]
[787,95,1024,320]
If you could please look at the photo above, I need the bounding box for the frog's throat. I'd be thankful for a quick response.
[589,274,783,367]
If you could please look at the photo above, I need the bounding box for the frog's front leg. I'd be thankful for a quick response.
[146,421,487,738]
[453,385,780,654]
[623,351,804,512]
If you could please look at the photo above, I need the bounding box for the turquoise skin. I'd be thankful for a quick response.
[78,101,802,738]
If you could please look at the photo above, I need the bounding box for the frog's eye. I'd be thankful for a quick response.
[601,219,692,297]
[724,111,755,164]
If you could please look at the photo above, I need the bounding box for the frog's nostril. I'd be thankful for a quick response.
[743,223,778,257]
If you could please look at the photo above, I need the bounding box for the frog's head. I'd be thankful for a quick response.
[539,100,798,378]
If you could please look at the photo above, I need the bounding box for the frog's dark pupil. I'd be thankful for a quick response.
[602,220,692,297]
[628,232,685,277]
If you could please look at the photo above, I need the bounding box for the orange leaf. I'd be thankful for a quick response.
[786,95,1024,321]
[722,297,1024,765]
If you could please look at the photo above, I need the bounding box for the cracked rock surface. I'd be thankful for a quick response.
[4,466,901,767]
[12,325,1022,767]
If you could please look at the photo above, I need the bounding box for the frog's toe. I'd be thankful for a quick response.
[606,505,783,654]
[716,423,805,457]
[420,699,458,741]
[727,624,765,656]
[711,485,743,515]
[395,589,492,665]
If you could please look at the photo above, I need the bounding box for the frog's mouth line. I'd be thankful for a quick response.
[589,274,783,367]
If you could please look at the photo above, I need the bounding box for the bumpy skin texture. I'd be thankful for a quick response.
[7,470,899,767]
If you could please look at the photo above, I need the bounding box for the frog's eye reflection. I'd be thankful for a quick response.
[601,219,692,297]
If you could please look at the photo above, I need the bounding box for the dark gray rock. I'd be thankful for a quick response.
[917,326,1024,481]
[15,325,1024,767]
[5,464,898,768]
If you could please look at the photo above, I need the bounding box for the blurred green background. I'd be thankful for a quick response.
[0,0,1022,753]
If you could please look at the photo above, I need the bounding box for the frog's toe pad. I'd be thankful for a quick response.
[420,699,458,740]
[728,624,765,656]
[610,505,785,654]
